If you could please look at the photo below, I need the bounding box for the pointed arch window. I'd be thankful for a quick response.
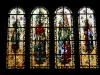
[30,7,50,69]
[54,6,75,69]
[6,7,25,69]
[78,7,98,68]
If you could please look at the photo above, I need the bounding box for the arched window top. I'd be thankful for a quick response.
[78,7,94,14]
[31,7,49,14]
[78,7,95,27]
[55,6,72,14]
[8,7,25,14]
[54,6,72,27]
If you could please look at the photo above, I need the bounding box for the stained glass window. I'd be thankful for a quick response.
[6,7,25,69]
[30,7,50,69]
[78,7,98,68]
[54,6,75,69]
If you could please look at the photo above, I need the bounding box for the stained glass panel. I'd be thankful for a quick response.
[54,6,75,69]
[79,7,98,68]
[30,7,50,69]
[6,7,25,69]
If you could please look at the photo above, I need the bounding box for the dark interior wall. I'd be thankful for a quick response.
[0,0,100,74]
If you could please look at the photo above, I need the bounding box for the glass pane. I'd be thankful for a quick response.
[8,15,16,27]
[30,15,49,27]
[15,55,25,68]
[80,55,89,68]
[64,7,72,14]
[9,7,25,14]
[6,7,25,69]
[87,8,93,13]
[6,55,15,69]
[54,15,72,27]
[55,55,74,69]
[30,7,50,69]
[80,55,98,68]
[79,7,98,68]
[55,7,74,69]
[55,7,63,14]
[54,28,74,40]
[17,8,25,14]
[90,55,98,68]
[79,7,86,14]
[79,41,97,54]
[55,6,72,14]
[9,8,17,14]
[31,7,48,14]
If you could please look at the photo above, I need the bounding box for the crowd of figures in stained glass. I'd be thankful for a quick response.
[78,7,98,68]
[30,7,50,69]
[54,6,75,69]
[7,7,25,69]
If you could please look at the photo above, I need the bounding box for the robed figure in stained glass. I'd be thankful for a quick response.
[57,15,71,64]
[83,19,94,53]
[34,21,46,64]
[11,20,20,53]
[55,7,74,69]
[7,7,25,69]
[79,7,98,68]
[30,7,49,69]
